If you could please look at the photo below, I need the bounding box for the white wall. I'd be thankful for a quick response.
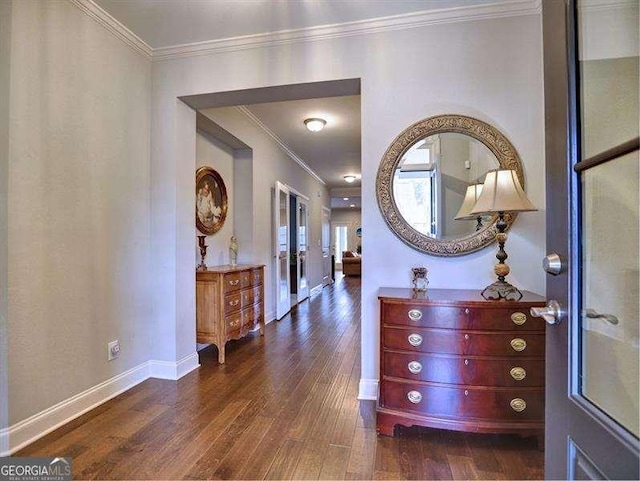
[150,11,546,397]
[195,129,235,266]
[331,208,362,254]
[200,107,331,320]
[7,0,151,424]
[0,0,11,449]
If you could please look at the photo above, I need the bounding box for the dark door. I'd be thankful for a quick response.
[541,0,639,478]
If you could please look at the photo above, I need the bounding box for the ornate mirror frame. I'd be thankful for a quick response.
[376,114,525,256]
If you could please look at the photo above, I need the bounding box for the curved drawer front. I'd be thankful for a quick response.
[383,351,545,387]
[224,291,242,313]
[240,286,262,308]
[382,303,545,331]
[383,327,545,357]
[223,272,243,293]
[380,380,544,421]
[252,268,263,286]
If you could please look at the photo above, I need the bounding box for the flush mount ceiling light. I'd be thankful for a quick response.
[304,118,326,132]
[350,204,355,208]
[343,175,357,183]
[343,197,349,201]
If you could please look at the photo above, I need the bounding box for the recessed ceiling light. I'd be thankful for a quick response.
[304,118,326,132]
[343,175,356,183]
[343,197,349,201]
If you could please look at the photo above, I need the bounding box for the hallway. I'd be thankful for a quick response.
[18,277,543,479]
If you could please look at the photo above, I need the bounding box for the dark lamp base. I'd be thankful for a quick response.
[481,280,523,301]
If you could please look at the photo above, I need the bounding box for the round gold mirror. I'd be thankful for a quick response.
[376,114,525,256]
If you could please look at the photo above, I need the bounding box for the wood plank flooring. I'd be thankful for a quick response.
[17,276,544,480]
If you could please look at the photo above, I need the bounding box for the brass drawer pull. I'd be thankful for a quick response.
[464,334,470,340]
[229,279,240,286]
[511,312,527,325]
[464,308,470,315]
[229,300,239,306]
[510,367,526,381]
[229,319,240,328]
[510,338,527,352]
[510,398,527,412]
[407,333,423,347]
[407,361,423,374]
[408,309,422,321]
[407,390,422,404]
[464,359,469,366]
[464,390,469,396]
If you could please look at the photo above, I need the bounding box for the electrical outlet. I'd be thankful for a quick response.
[107,340,120,361]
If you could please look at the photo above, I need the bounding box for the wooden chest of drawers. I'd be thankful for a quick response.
[196,265,265,363]
[377,288,546,441]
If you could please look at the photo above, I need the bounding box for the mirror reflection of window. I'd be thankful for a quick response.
[394,137,439,237]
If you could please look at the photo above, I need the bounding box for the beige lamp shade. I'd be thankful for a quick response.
[454,183,484,220]
[470,169,537,214]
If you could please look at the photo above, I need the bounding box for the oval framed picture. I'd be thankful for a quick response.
[356,227,362,238]
[195,166,228,235]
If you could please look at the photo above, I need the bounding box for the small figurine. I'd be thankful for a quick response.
[229,235,238,266]
[412,267,429,292]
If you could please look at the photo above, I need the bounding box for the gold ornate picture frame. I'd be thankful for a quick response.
[196,166,228,235]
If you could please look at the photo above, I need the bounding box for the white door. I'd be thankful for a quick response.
[274,181,291,320]
[322,206,332,286]
[297,199,310,301]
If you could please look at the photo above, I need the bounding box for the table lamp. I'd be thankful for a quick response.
[469,169,537,300]
[454,183,484,231]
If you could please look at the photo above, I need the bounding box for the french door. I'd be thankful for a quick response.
[321,206,332,286]
[542,1,639,478]
[274,181,291,320]
[297,198,310,301]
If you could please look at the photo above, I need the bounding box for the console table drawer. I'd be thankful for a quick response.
[382,327,545,357]
[380,379,544,422]
[383,351,545,387]
[382,303,545,331]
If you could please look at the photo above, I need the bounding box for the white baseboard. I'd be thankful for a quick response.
[265,309,276,323]
[310,283,323,296]
[0,353,201,457]
[0,361,150,457]
[357,378,379,400]
[148,352,200,380]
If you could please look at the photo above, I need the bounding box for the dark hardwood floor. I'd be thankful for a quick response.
[17,276,544,480]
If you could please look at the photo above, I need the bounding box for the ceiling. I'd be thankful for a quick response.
[245,96,361,190]
[94,0,497,49]
[94,0,495,211]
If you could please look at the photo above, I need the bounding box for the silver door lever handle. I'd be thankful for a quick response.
[582,309,619,325]
[530,300,563,325]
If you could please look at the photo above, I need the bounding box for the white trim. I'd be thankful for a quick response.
[310,284,323,297]
[148,352,201,381]
[358,378,379,400]
[265,309,277,324]
[0,361,150,457]
[238,107,326,186]
[69,0,153,60]
[0,353,201,456]
[152,0,541,61]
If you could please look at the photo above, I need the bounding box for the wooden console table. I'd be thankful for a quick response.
[377,288,546,443]
[196,264,265,363]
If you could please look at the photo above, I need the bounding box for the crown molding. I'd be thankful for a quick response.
[153,0,542,61]
[236,106,326,186]
[69,0,153,61]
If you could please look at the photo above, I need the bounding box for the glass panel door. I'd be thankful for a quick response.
[297,199,309,301]
[579,151,639,437]
[576,0,640,439]
[274,182,291,319]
